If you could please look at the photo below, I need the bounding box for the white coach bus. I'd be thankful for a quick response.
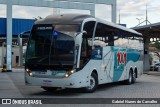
[25,14,143,92]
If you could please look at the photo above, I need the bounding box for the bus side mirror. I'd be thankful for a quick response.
[19,31,31,38]
[75,30,87,37]
[82,30,87,35]
[18,31,31,46]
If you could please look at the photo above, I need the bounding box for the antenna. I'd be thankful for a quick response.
[135,4,151,27]
[136,18,143,24]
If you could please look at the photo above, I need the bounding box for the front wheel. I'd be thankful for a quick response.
[83,73,98,93]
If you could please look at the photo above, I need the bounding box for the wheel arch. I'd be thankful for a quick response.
[92,69,98,83]
[134,67,138,78]
[129,67,134,73]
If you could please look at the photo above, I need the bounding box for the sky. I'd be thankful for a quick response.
[0,0,160,28]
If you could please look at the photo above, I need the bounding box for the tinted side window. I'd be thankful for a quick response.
[94,23,114,47]
[79,21,96,68]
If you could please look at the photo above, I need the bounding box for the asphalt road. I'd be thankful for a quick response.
[1,71,160,107]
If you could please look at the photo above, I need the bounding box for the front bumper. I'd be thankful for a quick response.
[25,72,89,88]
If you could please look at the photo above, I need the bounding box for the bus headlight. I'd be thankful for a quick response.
[70,70,75,74]
[64,69,76,78]
[64,73,69,78]
[29,72,33,76]
[25,68,33,77]
[26,68,29,72]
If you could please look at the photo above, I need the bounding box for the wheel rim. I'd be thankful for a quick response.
[87,76,95,90]
[129,72,132,83]
[133,71,136,80]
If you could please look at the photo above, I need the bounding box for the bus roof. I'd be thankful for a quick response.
[96,18,142,36]
[35,14,142,36]
[35,14,93,25]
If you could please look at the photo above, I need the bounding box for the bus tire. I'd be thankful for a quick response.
[132,70,136,84]
[41,86,58,92]
[83,73,98,93]
[125,70,132,85]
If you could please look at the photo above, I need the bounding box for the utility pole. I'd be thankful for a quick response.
[119,9,121,24]
[52,0,60,15]
[146,5,148,25]
[53,8,60,14]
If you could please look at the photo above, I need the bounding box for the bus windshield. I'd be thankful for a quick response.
[26,24,80,70]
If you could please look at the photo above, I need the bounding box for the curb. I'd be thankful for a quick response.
[147,71,160,76]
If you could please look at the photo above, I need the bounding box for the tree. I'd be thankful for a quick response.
[154,41,160,50]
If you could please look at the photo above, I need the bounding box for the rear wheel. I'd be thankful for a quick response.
[83,73,98,93]
[132,70,136,84]
[125,70,132,85]
[41,86,58,92]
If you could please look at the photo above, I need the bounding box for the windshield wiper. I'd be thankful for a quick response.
[38,56,48,62]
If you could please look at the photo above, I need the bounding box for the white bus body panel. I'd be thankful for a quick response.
[25,46,143,88]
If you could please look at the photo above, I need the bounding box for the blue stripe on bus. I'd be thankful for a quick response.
[111,47,141,82]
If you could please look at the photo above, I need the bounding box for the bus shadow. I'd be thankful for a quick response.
[31,88,85,97]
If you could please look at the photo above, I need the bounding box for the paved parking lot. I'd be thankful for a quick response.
[1,71,160,107]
